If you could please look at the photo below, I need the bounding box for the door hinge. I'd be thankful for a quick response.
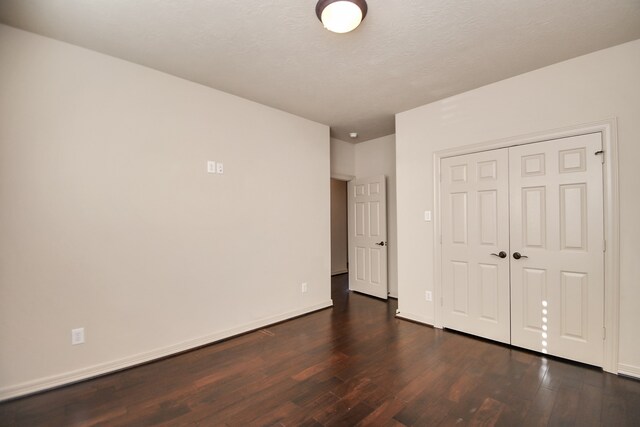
[440,235,442,244]
[595,150,605,164]
[603,327,606,340]
[603,240,606,252]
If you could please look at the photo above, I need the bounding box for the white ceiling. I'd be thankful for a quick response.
[1,1,640,142]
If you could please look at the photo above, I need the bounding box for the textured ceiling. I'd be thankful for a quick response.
[1,1,640,142]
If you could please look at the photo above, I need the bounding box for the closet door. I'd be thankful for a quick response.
[509,133,604,366]
[441,149,511,343]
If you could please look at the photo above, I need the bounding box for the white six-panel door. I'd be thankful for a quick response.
[440,133,605,366]
[510,133,604,366]
[348,176,388,299]
[441,149,511,343]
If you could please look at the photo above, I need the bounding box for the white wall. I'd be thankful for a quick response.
[330,138,355,178]
[395,39,640,374]
[330,179,348,275]
[355,135,398,297]
[0,25,331,399]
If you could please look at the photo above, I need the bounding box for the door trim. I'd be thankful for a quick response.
[433,119,620,373]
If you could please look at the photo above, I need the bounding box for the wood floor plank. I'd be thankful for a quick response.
[469,397,507,426]
[357,396,405,426]
[548,384,581,426]
[574,383,603,426]
[1,274,639,427]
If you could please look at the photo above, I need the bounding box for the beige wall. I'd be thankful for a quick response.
[330,179,348,275]
[355,135,398,297]
[0,25,331,399]
[395,39,640,375]
[330,138,355,178]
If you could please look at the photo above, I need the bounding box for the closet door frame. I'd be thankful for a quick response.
[433,119,620,374]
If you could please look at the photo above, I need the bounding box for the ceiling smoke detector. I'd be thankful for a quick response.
[316,0,368,34]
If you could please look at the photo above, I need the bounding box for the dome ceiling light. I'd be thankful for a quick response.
[316,0,368,34]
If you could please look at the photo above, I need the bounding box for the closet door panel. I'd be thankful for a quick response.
[441,149,510,343]
[509,133,604,366]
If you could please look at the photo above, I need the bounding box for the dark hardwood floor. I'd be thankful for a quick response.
[1,274,639,426]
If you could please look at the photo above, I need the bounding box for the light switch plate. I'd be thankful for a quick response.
[71,327,85,345]
[207,161,216,174]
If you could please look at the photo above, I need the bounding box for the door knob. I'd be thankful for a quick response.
[491,251,507,258]
[375,241,387,246]
[513,252,528,260]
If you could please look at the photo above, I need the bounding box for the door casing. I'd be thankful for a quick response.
[433,119,620,373]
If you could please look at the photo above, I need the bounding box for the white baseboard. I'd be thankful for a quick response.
[331,269,348,276]
[618,363,640,379]
[0,300,333,401]
[395,311,434,326]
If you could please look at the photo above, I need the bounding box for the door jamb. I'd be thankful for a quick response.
[330,175,353,277]
[331,173,355,182]
[432,119,619,373]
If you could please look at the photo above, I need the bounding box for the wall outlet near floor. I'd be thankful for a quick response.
[425,291,433,302]
[71,327,85,345]
[301,282,308,293]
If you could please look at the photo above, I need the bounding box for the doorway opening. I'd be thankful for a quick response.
[330,178,349,276]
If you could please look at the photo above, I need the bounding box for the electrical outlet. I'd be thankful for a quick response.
[71,328,85,345]
[425,291,433,302]
[216,162,224,174]
[301,282,308,293]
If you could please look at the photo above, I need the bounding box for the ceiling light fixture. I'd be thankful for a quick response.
[316,0,368,34]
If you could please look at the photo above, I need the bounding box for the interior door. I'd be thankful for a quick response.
[509,133,604,366]
[441,149,511,343]
[348,175,388,299]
